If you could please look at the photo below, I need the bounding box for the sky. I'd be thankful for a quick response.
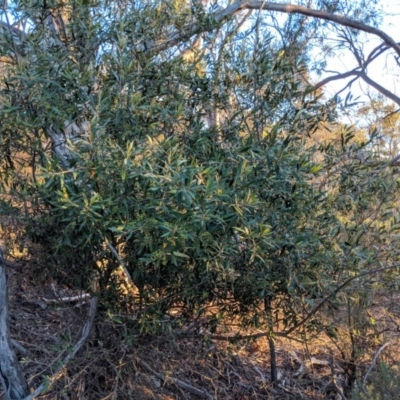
[320,0,400,104]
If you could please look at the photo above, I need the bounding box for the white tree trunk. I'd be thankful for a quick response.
[0,248,29,400]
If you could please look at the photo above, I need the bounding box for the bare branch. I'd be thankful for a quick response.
[235,9,253,32]
[363,342,392,386]
[138,359,214,400]
[311,36,400,102]
[311,67,400,106]
[23,297,98,400]
[11,341,29,356]
[365,43,392,66]
[151,1,400,59]
[312,69,361,92]
[358,70,400,105]
[42,293,91,304]
[334,76,359,98]
[338,28,364,67]
[245,2,400,58]
[105,238,135,289]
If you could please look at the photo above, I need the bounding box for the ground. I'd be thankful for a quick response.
[2,239,400,399]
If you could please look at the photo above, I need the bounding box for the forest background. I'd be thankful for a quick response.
[1,0,400,398]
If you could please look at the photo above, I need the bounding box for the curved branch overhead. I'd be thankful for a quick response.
[2,2,399,58]
[359,70,400,106]
[1,1,399,104]
[153,1,400,58]
[312,40,400,105]
[141,1,400,104]
[312,70,361,92]
[245,1,400,57]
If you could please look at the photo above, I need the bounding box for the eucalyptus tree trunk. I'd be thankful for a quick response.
[0,248,29,400]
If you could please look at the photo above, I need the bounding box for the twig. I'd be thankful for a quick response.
[363,342,391,386]
[330,355,347,400]
[331,376,347,399]
[11,340,29,355]
[105,238,135,288]
[23,297,98,400]
[252,363,267,384]
[1,1,21,62]
[42,293,91,304]
[138,359,214,400]
[293,357,341,378]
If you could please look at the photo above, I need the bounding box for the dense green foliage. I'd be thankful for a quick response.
[1,0,400,368]
[3,21,334,330]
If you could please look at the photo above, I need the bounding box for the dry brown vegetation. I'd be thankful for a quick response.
[2,237,400,400]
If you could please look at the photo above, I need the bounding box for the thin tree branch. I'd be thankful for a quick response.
[22,297,98,400]
[363,341,391,386]
[312,69,361,92]
[138,359,214,400]
[334,76,359,98]
[358,70,400,106]
[0,20,24,38]
[365,43,394,67]
[235,9,253,32]
[311,67,400,106]
[150,1,400,59]
[42,293,91,304]
[105,238,135,289]
[338,27,364,66]
[11,341,28,356]
[245,2,400,58]
[311,36,400,101]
